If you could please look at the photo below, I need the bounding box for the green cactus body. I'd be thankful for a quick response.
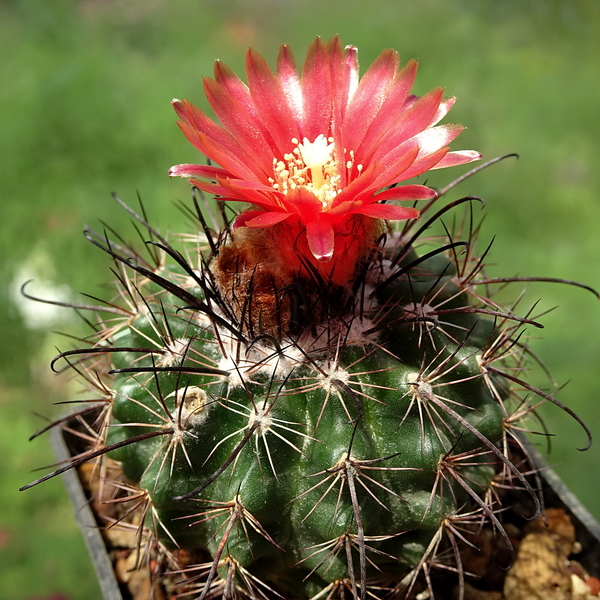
[73,220,523,598]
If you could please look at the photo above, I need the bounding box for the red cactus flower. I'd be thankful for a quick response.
[170,37,480,277]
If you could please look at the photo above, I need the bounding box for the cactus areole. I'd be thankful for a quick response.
[23,38,596,600]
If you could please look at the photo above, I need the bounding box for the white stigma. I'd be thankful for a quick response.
[297,134,335,190]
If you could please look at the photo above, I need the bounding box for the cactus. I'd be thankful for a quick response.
[23,38,595,600]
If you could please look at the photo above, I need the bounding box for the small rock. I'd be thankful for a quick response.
[503,532,571,600]
[524,508,576,558]
[585,577,600,597]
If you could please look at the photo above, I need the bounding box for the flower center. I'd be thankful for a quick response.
[297,134,335,190]
[269,134,362,209]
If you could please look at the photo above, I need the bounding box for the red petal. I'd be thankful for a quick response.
[185,123,264,182]
[243,211,293,228]
[306,219,335,262]
[277,45,303,125]
[246,48,300,156]
[331,161,382,209]
[189,179,229,196]
[326,200,360,217]
[430,150,482,169]
[168,163,228,179]
[174,99,245,161]
[325,38,350,188]
[205,63,276,173]
[175,112,267,183]
[300,37,332,140]
[220,177,278,193]
[355,59,419,163]
[343,49,400,152]
[430,96,456,126]
[218,177,284,208]
[410,123,464,156]
[370,145,420,190]
[174,115,218,159]
[327,37,354,122]
[396,147,449,181]
[234,210,268,227]
[357,203,420,221]
[373,184,437,202]
[370,88,445,162]
[343,44,360,106]
[285,186,322,222]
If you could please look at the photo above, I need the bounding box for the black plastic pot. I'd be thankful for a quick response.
[51,415,124,600]
[51,408,600,600]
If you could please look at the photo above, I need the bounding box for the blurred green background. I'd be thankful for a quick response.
[1,0,599,598]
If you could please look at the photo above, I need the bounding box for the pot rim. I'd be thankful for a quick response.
[51,413,124,600]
